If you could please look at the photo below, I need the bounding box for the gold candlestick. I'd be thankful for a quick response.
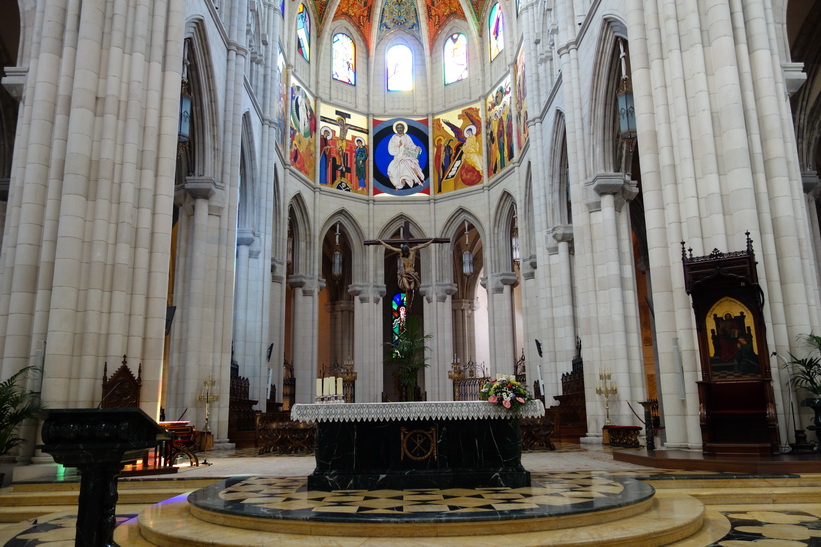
[595,370,618,425]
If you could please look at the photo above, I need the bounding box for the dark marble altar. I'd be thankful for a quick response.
[39,408,169,547]
[292,401,544,491]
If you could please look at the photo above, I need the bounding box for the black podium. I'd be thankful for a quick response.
[39,408,169,547]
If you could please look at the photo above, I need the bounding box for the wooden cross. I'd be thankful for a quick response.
[363,220,450,248]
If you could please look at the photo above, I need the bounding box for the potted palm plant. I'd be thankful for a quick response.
[0,367,45,485]
[785,334,821,444]
[384,316,431,401]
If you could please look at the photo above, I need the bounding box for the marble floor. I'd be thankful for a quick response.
[1,444,820,546]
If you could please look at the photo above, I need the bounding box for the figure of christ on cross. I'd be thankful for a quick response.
[364,221,450,309]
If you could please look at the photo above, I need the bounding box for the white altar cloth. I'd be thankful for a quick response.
[291,399,545,423]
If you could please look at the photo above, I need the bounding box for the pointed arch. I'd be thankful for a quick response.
[287,193,313,274]
[440,207,487,292]
[319,209,367,281]
[522,163,536,269]
[588,17,628,174]
[549,109,571,226]
[488,2,505,62]
[238,112,259,232]
[492,191,519,271]
[181,19,222,180]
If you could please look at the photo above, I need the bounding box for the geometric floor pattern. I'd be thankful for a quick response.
[1,444,820,545]
[188,472,652,522]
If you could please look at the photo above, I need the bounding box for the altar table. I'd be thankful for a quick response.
[291,400,545,491]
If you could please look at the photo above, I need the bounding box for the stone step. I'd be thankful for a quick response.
[10,477,217,493]
[115,492,704,546]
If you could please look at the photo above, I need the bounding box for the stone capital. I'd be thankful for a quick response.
[288,274,320,295]
[782,62,807,96]
[488,272,519,293]
[586,174,638,212]
[435,282,458,302]
[236,229,255,247]
[180,176,219,200]
[802,171,820,196]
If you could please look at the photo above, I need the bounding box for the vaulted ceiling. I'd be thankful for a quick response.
[310,0,488,50]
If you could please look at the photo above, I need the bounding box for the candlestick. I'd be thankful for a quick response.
[595,370,618,425]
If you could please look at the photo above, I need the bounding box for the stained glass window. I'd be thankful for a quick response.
[444,33,468,85]
[489,4,504,61]
[387,44,413,91]
[332,33,356,85]
[296,3,310,62]
[391,292,408,356]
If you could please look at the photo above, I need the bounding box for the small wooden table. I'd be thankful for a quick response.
[602,425,642,447]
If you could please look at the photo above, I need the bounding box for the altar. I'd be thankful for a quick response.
[291,400,544,491]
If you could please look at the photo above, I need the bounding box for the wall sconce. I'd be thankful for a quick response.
[332,222,343,280]
[286,226,294,275]
[511,212,520,269]
[616,38,637,142]
[462,220,474,276]
[178,81,192,144]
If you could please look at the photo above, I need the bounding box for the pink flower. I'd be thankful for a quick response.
[488,395,498,403]
[516,397,525,404]
[503,400,511,408]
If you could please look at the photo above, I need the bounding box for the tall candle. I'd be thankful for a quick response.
[336,377,343,395]
[316,378,321,397]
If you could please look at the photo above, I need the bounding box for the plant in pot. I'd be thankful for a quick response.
[0,366,45,484]
[785,334,821,446]
[384,316,431,401]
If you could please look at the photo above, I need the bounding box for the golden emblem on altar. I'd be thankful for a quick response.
[400,427,437,462]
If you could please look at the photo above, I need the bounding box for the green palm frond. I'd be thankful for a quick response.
[0,367,45,455]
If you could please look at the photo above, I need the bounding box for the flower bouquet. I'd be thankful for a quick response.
[478,375,533,411]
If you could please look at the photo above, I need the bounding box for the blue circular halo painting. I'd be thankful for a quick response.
[372,117,430,196]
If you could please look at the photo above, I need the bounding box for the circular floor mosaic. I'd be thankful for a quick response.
[187,471,654,525]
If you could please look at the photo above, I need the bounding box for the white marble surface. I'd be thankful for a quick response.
[291,399,545,422]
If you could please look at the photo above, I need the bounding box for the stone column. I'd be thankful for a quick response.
[422,282,456,401]
[288,274,319,403]
[487,272,519,376]
[587,174,640,426]
[233,229,255,379]
[349,283,385,402]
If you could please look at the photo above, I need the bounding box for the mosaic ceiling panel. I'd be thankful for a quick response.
[334,0,374,48]
[379,0,421,38]
[322,0,484,49]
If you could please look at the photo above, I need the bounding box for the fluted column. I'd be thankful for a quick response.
[487,272,518,376]
[289,274,319,403]
[349,283,385,402]
[233,230,254,379]
[421,282,456,401]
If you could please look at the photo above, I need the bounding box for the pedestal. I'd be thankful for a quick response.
[39,408,168,547]
[292,400,545,491]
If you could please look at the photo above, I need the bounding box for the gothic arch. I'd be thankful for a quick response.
[549,109,571,226]
[319,209,367,282]
[441,207,486,297]
[588,17,628,175]
[287,193,313,274]
[238,112,260,233]
[491,190,518,271]
[523,164,536,268]
[180,19,222,180]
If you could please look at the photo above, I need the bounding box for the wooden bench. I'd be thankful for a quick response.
[159,421,200,466]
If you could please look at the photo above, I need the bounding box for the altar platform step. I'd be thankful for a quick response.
[613,448,821,473]
[114,491,705,546]
[0,478,218,523]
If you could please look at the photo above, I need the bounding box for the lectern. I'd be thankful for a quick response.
[40,408,169,547]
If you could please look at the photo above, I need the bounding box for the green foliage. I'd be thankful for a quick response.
[786,333,821,398]
[0,367,44,455]
[384,316,431,401]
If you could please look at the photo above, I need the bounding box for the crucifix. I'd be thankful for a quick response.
[365,220,450,309]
